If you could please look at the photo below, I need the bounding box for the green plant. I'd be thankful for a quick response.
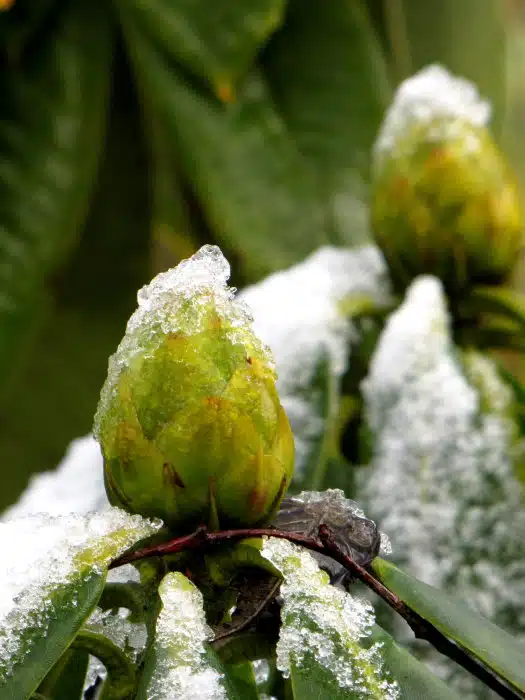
[2,2,525,699]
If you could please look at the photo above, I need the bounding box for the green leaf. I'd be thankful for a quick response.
[71,630,137,700]
[0,49,153,513]
[224,662,260,700]
[119,14,328,279]
[368,625,462,700]
[387,0,507,138]
[0,0,111,396]
[120,0,285,98]
[263,0,392,245]
[0,511,160,700]
[40,648,89,700]
[136,572,242,699]
[372,558,525,695]
[1,574,104,700]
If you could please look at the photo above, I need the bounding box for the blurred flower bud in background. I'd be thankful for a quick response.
[371,65,523,299]
[93,245,294,533]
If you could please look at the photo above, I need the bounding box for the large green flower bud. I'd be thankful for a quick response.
[93,245,294,533]
[371,65,523,298]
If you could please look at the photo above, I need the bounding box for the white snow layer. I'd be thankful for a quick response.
[359,276,525,634]
[374,64,491,159]
[262,537,399,699]
[0,510,161,679]
[141,572,227,700]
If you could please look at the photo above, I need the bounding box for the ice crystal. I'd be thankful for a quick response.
[374,64,491,159]
[261,537,399,699]
[142,572,227,700]
[359,276,525,638]
[239,245,388,478]
[0,510,161,680]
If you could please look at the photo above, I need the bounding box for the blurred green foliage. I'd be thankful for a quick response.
[0,0,518,510]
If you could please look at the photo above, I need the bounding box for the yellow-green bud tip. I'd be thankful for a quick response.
[94,245,294,532]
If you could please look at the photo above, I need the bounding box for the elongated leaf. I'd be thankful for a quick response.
[392,0,506,137]
[121,0,285,98]
[40,648,89,700]
[261,537,399,699]
[136,572,241,700]
[119,14,328,279]
[224,662,260,700]
[0,0,111,395]
[372,558,525,695]
[0,510,160,700]
[0,51,153,511]
[263,0,392,245]
[368,626,461,700]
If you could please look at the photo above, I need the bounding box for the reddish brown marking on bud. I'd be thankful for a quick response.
[163,462,185,489]
[248,486,268,514]
[246,356,253,365]
[391,176,409,198]
[209,312,223,330]
[205,396,223,410]
[426,146,448,170]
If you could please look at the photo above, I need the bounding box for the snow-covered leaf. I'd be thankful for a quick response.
[0,509,161,699]
[372,558,525,696]
[261,537,399,699]
[239,245,388,487]
[136,571,240,700]
[358,276,525,693]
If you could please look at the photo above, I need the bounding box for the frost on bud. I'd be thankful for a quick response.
[93,245,294,533]
[372,65,523,297]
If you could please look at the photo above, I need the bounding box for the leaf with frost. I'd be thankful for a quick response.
[239,244,388,487]
[0,509,161,699]
[261,537,399,699]
[136,572,239,700]
[358,276,525,694]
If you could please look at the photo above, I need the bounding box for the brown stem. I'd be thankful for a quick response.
[110,525,523,700]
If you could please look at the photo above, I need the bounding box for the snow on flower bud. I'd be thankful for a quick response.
[371,65,523,297]
[93,245,294,533]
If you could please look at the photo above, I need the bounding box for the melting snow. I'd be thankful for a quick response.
[0,510,161,680]
[262,537,399,698]
[239,245,388,479]
[359,276,525,635]
[374,64,491,161]
[142,572,227,700]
